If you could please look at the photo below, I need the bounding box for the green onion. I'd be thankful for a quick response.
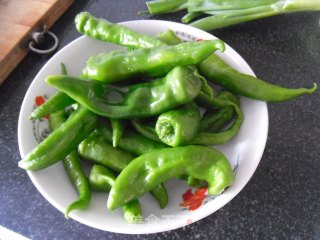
[146,0,187,14]
[144,0,320,31]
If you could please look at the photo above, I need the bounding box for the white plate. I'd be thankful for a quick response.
[18,20,268,234]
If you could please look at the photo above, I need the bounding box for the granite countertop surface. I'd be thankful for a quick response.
[1,1,320,239]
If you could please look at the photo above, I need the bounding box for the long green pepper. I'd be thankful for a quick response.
[48,110,91,218]
[198,54,317,102]
[79,131,169,209]
[82,40,225,83]
[19,107,99,170]
[76,12,316,102]
[47,66,202,119]
[107,145,234,210]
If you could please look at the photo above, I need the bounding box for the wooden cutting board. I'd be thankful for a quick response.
[0,0,75,84]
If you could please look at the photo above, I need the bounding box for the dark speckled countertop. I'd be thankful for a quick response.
[1,1,320,239]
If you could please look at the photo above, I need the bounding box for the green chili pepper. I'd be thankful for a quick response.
[47,66,202,119]
[122,200,143,224]
[82,39,224,83]
[149,183,168,209]
[29,63,75,120]
[78,14,316,102]
[96,127,167,156]
[155,102,201,147]
[201,107,235,132]
[88,164,142,223]
[156,29,182,45]
[200,90,240,132]
[131,119,161,143]
[80,131,168,208]
[156,30,215,102]
[19,107,99,170]
[78,132,133,172]
[29,92,76,120]
[49,110,91,218]
[63,151,91,218]
[110,119,125,147]
[75,12,165,49]
[198,54,317,102]
[107,145,234,210]
[89,164,115,192]
[191,94,244,145]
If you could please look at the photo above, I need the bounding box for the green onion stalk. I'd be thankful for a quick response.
[144,0,320,31]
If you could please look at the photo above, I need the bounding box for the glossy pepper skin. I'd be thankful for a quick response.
[107,145,234,210]
[19,107,99,170]
[191,93,243,145]
[200,90,240,132]
[89,164,115,192]
[79,13,316,102]
[29,92,75,120]
[96,127,167,156]
[48,110,91,218]
[88,164,142,223]
[80,130,168,209]
[78,132,133,172]
[198,54,317,102]
[82,39,225,83]
[47,66,202,119]
[75,12,165,49]
[155,102,201,147]
[110,119,125,147]
[131,120,161,143]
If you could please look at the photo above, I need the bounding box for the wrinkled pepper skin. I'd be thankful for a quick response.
[49,110,91,218]
[81,40,225,83]
[75,12,165,49]
[88,164,142,223]
[198,54,317,102]
[96,127,167,156]
[18,107,99,170]
[47,66,202,119]
[155,102,201,147]
[78,132,133,172]
[107,145,234,210]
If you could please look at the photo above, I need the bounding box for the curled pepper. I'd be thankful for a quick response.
[107,145,234,210]
[47,66,202,119]
[19,107,99,170]
[82,39,225,83]
[155,102,201,147]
